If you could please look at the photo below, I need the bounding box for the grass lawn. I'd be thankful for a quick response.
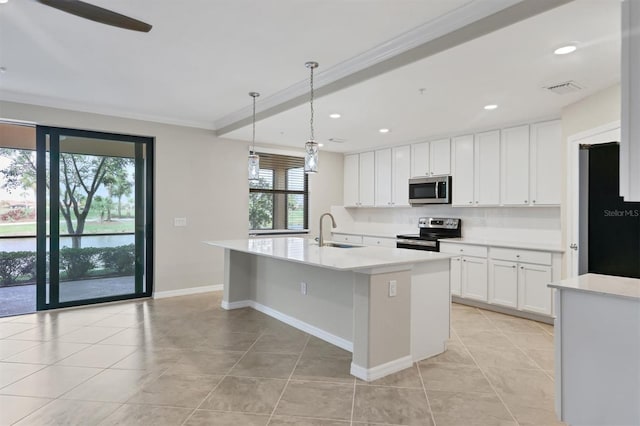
[0,220,134,236]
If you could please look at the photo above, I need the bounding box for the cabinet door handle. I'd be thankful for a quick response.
[512,265,516,268]
[475,201,479,204]
[532,200,536,204]
[468,201,472,204]
[520,266,524,269]
[516,254,520,258]
[524,200,528,204]
[463,259,467,262]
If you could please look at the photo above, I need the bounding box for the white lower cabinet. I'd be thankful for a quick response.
[362,236,396,248]
[517,263,552,315]
[331,234,363,245]
[488,260,518,308]
[332,233,395,248]
[443,242,556,318]
[461,256,488,301]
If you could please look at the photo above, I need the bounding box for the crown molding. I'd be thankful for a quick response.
[214,0,571,136]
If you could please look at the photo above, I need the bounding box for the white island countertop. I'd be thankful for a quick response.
[205,237,453,272]
[548,273,640,301]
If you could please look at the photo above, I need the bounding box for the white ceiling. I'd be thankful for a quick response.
[0,0,621,154]
[0,0,472,127]
[226,0,621,152]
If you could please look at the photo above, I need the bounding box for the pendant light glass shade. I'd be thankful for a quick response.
[304,140,318,173]
[304,61,319,174]
[248,92,260,181]
[248,152,260,181]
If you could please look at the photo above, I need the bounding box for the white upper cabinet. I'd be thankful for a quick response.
[530,120,561,205]
[474,131,501,206]
[343,154,359,207]
[501,125,530,206]
[410,142,430,177]
[359,151,375,207]
[343,152,375,207]
[392,145,411,207]
[452,135,475,206]
[375,148,392,206]
[410,139,450,178]
[430,138,451,176]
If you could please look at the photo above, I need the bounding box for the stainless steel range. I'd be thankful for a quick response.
[396,217,461,252]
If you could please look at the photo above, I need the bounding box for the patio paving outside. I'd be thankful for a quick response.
[0,276,135,317]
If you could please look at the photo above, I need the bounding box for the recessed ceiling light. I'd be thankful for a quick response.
[483,104,498,110]
[318,143,324,147]
[379,128,390,134]
[554,44,577,55]
[329,113,341,119]
[0,0,9,4]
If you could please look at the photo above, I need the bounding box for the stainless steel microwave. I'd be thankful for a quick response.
[408,176,452,205]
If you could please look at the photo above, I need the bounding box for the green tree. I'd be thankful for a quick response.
[0,148,132,248]
[249,176,273,230]
[106,172,132,218]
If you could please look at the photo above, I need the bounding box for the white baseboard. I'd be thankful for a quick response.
[153,284,222,299]
[221,300,252,310]
[350,355,413,382]
[222,299,353,352]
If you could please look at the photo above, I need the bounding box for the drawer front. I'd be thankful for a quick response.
[490,247,551,265]
[362,236,396,248]
[332,234,363,244]
[440,242,487,258]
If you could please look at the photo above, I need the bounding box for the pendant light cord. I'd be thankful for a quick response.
[252,95,256,153]
[249,91,259,154]
[309,65,315,141]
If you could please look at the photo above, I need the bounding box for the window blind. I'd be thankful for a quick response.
[249,153,308,231]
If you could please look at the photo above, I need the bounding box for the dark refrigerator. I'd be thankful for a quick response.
[583,142,640,278]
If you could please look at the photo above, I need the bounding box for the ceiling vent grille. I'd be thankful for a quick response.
[544,80,583,95]
[328,138,347,143]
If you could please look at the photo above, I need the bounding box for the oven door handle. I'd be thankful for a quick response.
[397,239,437,247]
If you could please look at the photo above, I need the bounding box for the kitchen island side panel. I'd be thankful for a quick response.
[411,259,450,361]
[251,255,354,342]
[559,289,640,425]
[224,249,255,304]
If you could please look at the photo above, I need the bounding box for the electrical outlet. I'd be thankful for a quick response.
[174,217,187,227]
[300,282,307,295]
[388,280,397,297]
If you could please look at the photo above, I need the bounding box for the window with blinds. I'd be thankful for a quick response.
[249,153,308,232]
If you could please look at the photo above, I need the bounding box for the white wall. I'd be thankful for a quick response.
[560,84,621,276]
[561,84,621,142]
[0,101,343,293]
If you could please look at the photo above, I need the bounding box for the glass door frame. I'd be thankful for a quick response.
[35,126,154,310]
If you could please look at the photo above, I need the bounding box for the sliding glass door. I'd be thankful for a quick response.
[36,127,153,310]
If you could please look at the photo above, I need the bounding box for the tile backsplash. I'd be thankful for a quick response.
[331,205,561,244]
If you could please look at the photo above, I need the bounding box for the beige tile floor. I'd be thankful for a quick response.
[0,293,565,426]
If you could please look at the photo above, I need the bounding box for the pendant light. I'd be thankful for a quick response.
[304,61,319,174]
[248,91,260,181]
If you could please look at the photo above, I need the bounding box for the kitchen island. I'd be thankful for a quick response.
[205,237,453,381]
[549,273,640,426]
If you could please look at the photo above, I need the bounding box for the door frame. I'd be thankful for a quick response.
[36,126,154,310]
[565,121,620,278]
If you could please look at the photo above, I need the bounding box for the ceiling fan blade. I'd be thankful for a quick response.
[36,0,152,32]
